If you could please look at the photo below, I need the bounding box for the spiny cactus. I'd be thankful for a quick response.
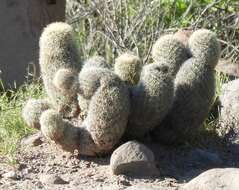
[41,68,130,155]
[189,29,220,67]
[78,67,110,116]
[40,109,100,155]
[39,22,81,118]
[152,34,189,75]
[154,29,221,144]
[83,56,111,70]
[53,68,78,93]
[126,62,175,138]
[126,35,188,138]
[85,70,130,150]
[22,99,50,129]
[114,53,142,85]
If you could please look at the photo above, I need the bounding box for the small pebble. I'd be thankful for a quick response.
[3,171,18,180]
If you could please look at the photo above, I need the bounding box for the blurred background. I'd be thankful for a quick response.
[0,0,238,88]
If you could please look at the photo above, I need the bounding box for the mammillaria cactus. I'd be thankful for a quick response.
[39,22,81,118]
[84,69,130,150]
[78,56,112,117]
[40,109,100,155]
[22,99,50,129]
[114,53,142,85]
[23,20,222,166]
[40,67,130,155]
[154,29,221,144]
[53,68,78,93]
[126,35,188,138]
[78,67,110,117]
[126,62,174,138]
[152,34,190,75]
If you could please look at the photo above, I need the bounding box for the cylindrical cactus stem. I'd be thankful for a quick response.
[153,29,221,144]
[40,68,130,155]
[78,67,110,116]
[22,99,50,129]
[126,62,175,138]
[40,109,100,155]
[85,72,131,151]
[152,34,189,75]
[39,22,81,118]
[53,68,78,93]
[188,29,221,67]
[114,53,142,85]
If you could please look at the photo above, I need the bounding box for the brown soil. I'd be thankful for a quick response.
[0,133,238,190]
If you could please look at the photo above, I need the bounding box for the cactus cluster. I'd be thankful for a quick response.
[39,22,81,118]
[153,29,221,144]
[23,22,221,157]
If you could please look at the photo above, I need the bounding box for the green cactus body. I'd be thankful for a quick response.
[78,67,110,116]
[53,68,78,93]
[82,68,131,151]
[126,62,174,138]
[40,68,130,155]
[22,99,50,129]
[152,34,189,75]
[154,29,220,144]
[39,22,81,118]
[114,53,142,85]
[126,35,188,138]
[40,109,100,155]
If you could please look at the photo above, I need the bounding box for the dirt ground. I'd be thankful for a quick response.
[0,133,238,190]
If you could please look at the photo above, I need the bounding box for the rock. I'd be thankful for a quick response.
[3,171,18,180]
[40,174,69,185]
[219,79,239,104]
[96,185,121,190]
[125,185,162,190]
[110,141,159,176]
[188,149,223,167]
[218,79,239,144]
[21,132,43,147]
[182,168,239,190]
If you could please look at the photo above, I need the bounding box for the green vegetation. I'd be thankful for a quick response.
[0,80,44,158]
[68,0,238,63]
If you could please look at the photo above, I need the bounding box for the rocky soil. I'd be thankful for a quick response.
[0,132,239,190]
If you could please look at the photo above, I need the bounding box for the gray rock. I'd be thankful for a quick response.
[3,171,18,180]
[182,168,239,190]
[40,174,69,185]
[21,132,43,147]
[96,185,121,190]
[110,141,159,176]
[125,185,161,190]
[218,79,239,144]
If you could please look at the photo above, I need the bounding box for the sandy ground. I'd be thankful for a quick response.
[0,133,238,190]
